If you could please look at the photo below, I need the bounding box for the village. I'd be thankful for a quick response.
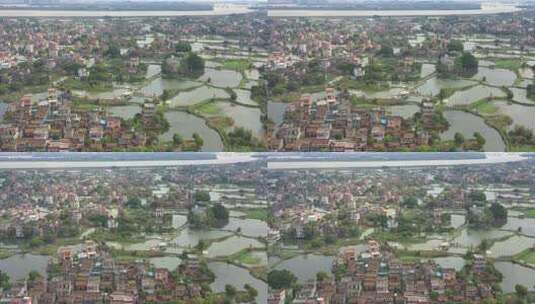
[266,154,535,303]
[1,7,535,151]
[268,87,435,151]
[1,1,535,303]
[0,157,269,303]
[265,10,535,152]
[0,15,270,152]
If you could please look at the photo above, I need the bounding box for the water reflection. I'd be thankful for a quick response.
[446,85,505,106]
[473,67,516,87]
[441,110,505,151]
[168,86,229,107]
[0,254,49,281]
[494,262,535,293]
[209,262,267,303]
[273,254,333,283]
[160,111,224,151]
[198,69,242,88]
[206,236,263,258]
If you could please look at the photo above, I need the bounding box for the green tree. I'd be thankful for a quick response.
[194,190,210,202]
[224,284,237,298]
[196,239,208,252]
[244,284,258,299]
[173,133,183,146]
[527,84,535,99]
[316,271,330,282]
[88,214,108,227]
[180,52,205,77]
[211,203,229,222]
[161,89,172,101]
[267,269,297,290]
[106,44,121,58]
[508,125,534,146]
[489,203,507,224]
[478,239,491,252]
[438,88,449,101]
[448,40,464,52]
[377,45,394,57]
[0,271,10,290]
[336,62,357,75]
[192,133,204,150]
[505,87,514,100]
[229,89,237,101]
[28,270,42,283]
[227,127,264,151]
[175,41,192,53]
[469,190,487,202]
[515,284,528,298]
[454,132,465,147]
[402,196,418,208]
[455,52,478,75]
[474,132,486,148]
[29,237,44,248]
[126,197,143,209]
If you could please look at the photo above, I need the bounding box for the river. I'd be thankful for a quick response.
[0,6,251,17]
[268,5,519,17]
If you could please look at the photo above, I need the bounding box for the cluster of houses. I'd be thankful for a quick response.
[0,241,210,304]
[0,166,196,245]
[0,89,159,151]
[269,241,498,304]
[268,89,430,151]
[0,14,270,85]
[0,166,264,303]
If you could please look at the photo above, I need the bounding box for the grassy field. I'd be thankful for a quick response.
[484,114,512,130]
[206,116,234,129]
[73,102,100,111]
[512,208,535,218]
[237,208,268,221]
[232,249,262,265]
[509,145,535,152]
[514,248,535,265]
[63,78,113,92]
[470,99,498,114]
[395,250,448,262]
[221,59,251,72]
[494,59,523,71]
[0,249,13,259]
[194,101,220,115]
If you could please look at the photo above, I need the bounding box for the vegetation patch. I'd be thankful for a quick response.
[221,59,252,72]
[230,249,262,266]
[238,208,269,221]
[494,59,523,71]
[512,208,535,218]
[470,99,498,115]
[513,248,535,267]
[194,101,220,115]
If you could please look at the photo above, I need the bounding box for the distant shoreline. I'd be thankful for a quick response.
[0,1,214,12]
[266,5,481,11]
[0,7,212,12]
[0,9,252,17]
[0,7,214,12]
[268,5,521,17]
[0,155,257,169]
[267,153,528,169]
[0,4,252,17]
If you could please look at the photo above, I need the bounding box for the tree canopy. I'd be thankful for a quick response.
[267,269,297,290]
[454,52,478,75]
[175,41,192,53]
